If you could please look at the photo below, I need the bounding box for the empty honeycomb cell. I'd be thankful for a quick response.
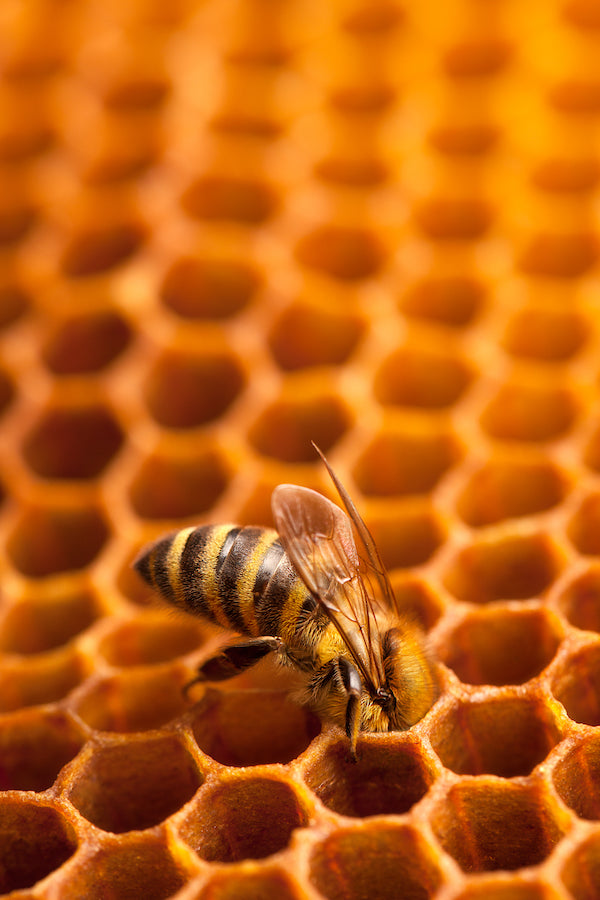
[502,308,588,361]
[557,567,600,632]
[430,780,568,872]
[561,832,600,900]
[6,502,109,577]
[440,606,562,686]
[353,428,461,497]
[442,39,512,78]
[553,733,600,820]
[480,382,577,442]
[98,614,208,667]
[518,232,598,278]
[22,404,124,479]
[389,574,443,629]
[413,198,492,241]
[456,458,568,527]
[429,695,563,777]
[341,1,403,32]
[191,689,320,767]
[159,256,260,320]
[181,175,276,224]
[443,533,561,604]
[567,494,600,556]
[0,709,85,791]
[0,649,87,712]
[303,735,436,818]
[314,156,388,187]
[41,310,132,375]
[0,798,78,893]
[65,834,193,900]
[551,641,600,726]
[248,394,351,462]
[428,123,498,156]
[365,507,444,569]
[73,669,188,732]
[0,365,14,416]
[295,226,385,281]
[268,301,365,371]
[0,588,100,654]
[0,283,29,329]
[144,350,245,428]
[60,221,145,278]
[329,84,395,113]
[129,448,229,519]
[179,774,310,863]
[549,81,600,114]
[199,868,304,900]
[67,734,202,832]
[563,0,600,28]
[375,345,473,410]
[531,157,600,192]
[310,822,442,900]
[399,276,484,327]
[82,128,160,185]
[102,72,170,111]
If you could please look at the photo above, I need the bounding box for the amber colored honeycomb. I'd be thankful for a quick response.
[2,0,600,897]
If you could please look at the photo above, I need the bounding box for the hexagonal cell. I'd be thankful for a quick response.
[310,823,442,900]
[144,350,245,428]
[159,256,260,320]
[0,649,87,712]
[428,123,498,156]
[181,175,277,223]
[342,2,403,32]
[329,83,395,114]
[60,221,145,277]
[442,533,561,603]
[198,868,303,900]
[68,734,202,832]
[41,310,131,374]
[268,301,365,371]
[98,613,209,667]
[399,275,484,327]
[430,780,568,872]
[551,642,600,726]
[553,733,600,820]
[480,382,577,442]
[562,831,600,900]
[72,669,188,732]
[129,448,229,519]
[0,283,29,329]
[314,156,388,187]
[65,834,192,900]
[179,774,310,862]
[22,404,123,479]
[429,694,563,777]
[191,689,320,766]
[557,567,600,632]
[366,507,444,569]
[568,494,600,555]
[518,232,597,278]
[413,197,492,240]
[374,347,472,409]
[532,157,599,192]
[456,458,568,526]
[6,502,109,577]
[248,394,351,462]
[295,226,385,281]
[0,709,85,791]
[0,588,100,653]
[353,428,461,497]
[502,307,588,361]
[440,607,562,686]
[303,736,436,818]
[442,39,512,77]
[0,798,78,893]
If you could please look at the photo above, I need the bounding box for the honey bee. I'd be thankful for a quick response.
[134,446,436,758]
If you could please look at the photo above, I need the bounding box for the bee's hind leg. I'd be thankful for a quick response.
[338,657,362,762]
[183,637,284,696]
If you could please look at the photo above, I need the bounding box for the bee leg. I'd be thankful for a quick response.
[338,657,362,762]
[183,637,284,695]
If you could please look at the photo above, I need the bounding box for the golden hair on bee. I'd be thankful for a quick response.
[134,444,437,758]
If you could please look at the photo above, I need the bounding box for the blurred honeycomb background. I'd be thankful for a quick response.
[1,0,600,896]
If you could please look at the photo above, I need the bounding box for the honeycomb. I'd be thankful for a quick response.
[1,0,600,896]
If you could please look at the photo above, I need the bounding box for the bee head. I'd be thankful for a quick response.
[378,625,437,730]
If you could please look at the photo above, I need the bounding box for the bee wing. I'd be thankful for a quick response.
[271,483,384,690]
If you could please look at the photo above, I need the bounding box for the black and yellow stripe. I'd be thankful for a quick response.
[134,524,330,650]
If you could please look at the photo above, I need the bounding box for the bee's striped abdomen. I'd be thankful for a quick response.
[134,524,315,640]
